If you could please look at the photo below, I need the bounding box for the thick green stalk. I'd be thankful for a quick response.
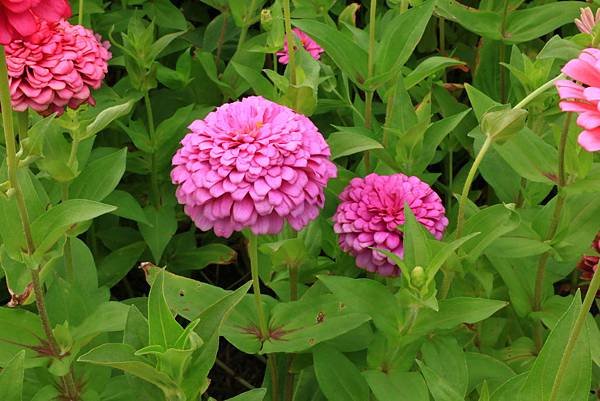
[144,93,160,207]
[282,0,296,86]
[548,267,600,401]
[248,234,279,401]
[455,136,493,239]
[78,0,84,25]
[439,136,493,299]
[532,113,572,350]
[363,0,377,172]
[1,46,79,400]
[514,74,565,110]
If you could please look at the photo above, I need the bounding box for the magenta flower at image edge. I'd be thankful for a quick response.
[277,28,324,65]
[171,96,337,238]
[333,173,449,277]
[4,20,111,116]
[555,48,600,152]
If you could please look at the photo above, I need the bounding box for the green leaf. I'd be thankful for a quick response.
[0,308,44,367]
[232,62,274,99]
[364,370,429,401]
[261,295,371,353]
[402,205,432,268]
[465,352,515,394]
[0,351,25,401]
[225,389,267,401]
[313,345,370,401]
[293,19,368,85]
[85,100,135,138]
[98,242,146,288]
[319,275,401,337]
[411,298,508,337]
[144,0,188,30]
[458,204,520,262]
[377,1,435,75]
[139,205,177,263]
[518,293,591,401]
[327,130,383,160]
[422,337,468,397]
[506,2,588,44]
[148,270,184,348]
[417,360,464,401]
[104,190,151,225]
[72,302,130,341]
[78,343,180,398]
[435,0,502,40]
[181,282,251,400]
[31,200,116,258]
[169,243,237,273]
[69,148,128,201]
[405,57,465,89]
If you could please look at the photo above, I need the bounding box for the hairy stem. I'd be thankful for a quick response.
[532,113,572,350]
[237,0,257,51]
[548,267,600,401]
[248,234,279,401]
[78,0,84,25]
[1,46,79,400]
[144,92,160,207]
[514,73,565,110]
[282,0,296,86]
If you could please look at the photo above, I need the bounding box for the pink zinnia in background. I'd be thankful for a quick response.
[171,96,337,238]
[575,7,600,34]
[0,0,71,45]
[556,48,600,152]
[5,20,111,116]
[277,28,324,64]
[333,174,448,277]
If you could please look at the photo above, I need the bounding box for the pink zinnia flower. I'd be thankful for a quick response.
[333,174,448,277]
[556,48,600,152]
[5,20,111,116]
[171,96,337,238]
[277,28,324,64]
[575,7,600,35]
[0,0,71,45]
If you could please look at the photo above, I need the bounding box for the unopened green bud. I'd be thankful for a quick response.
[480,106,527,144]
[261,9,273,31]
[411,266,426,288]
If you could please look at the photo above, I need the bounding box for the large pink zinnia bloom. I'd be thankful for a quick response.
[171,96,337,238]
[5,20,111,116]
[277,28,324,65]
[0,0,71,45]
[333,174,448,277]
[556,48,600,152]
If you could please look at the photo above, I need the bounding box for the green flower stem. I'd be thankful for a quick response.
[439,135,493,299]
[78,0,84,25]
[532,112,572,350]
[237,0,257,51]
[548,267,600,401]
[144,92,161,207]
[248,233,279,401]
[455,135,493,239]
[1,46,79,400]
[514,73,565,110]
[282,0,296,86]
[363,0,377,172]
[16,110,28,142]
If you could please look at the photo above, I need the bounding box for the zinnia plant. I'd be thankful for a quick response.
[0,2,598,401]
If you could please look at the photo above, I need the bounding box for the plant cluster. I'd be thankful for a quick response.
[0,1,598,401]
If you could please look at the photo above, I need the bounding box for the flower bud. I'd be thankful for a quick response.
[410,266,426,288]
[261,9,273,31]
[480,106,527,144]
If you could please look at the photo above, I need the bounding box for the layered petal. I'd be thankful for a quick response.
[171,96,337,238]
[332,173,448,277]
[0,0,71,44]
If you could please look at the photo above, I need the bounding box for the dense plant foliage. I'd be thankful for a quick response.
[0,0,599,401]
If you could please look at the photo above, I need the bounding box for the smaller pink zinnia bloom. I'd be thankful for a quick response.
[0,0,71,45]
[5,20,111,116]
[333,173,448,277]
[575,7,600,35]
[171,96,337,238]
[556,48,600,152]
[277,28,324,64]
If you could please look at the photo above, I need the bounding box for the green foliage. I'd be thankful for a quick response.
[0,0,598,400]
